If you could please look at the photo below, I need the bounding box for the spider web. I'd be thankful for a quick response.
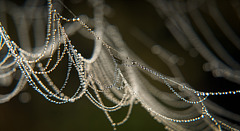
[0,0,240,130]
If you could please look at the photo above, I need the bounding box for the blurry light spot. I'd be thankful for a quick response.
[0,76,13,87]
[169,55,178,64]
[203,63,211,72]
[151,45,161,54]
[212,70,222,77]
[19,92,31,103]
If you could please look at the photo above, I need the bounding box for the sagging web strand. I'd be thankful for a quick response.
[0,0,240,130]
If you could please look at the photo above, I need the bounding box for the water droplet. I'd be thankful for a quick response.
[132,61,136,65]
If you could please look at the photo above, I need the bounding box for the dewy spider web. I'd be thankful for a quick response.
[0,0,240,130]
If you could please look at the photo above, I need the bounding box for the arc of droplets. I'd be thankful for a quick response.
[148,0,240,84]
[0,0,240,130]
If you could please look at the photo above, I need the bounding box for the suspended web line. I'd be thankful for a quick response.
[148,0,240,84]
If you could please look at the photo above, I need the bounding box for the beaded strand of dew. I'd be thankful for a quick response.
[122,59,239,130]
[123,59,207,104]
[87,81,133,130]
[16,0,54,64]
[17,53,80,104]
[125,77,205,123]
